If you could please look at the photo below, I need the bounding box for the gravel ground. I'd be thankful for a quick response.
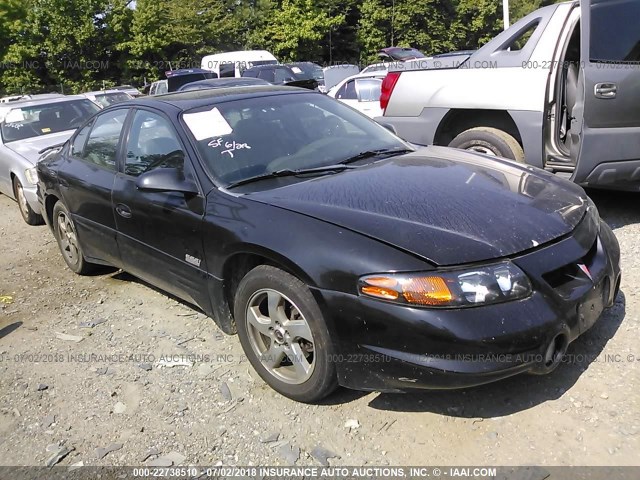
[0,189,638,468]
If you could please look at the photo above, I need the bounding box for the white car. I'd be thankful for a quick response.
[327,72,386,118]
[0,95,99,224]
[81,90,134,108]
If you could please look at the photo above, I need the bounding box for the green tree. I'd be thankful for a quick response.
[449,0,502,51]
[247,0,345,62]
[357,0,455,62]
[1,0,130,94]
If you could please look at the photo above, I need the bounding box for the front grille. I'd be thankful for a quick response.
[542,237,599,298]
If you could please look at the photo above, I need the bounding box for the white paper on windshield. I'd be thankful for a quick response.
[291,67,303,74]
[183,107,233,140]
[5,109,25,123]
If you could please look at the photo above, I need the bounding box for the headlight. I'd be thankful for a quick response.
[25,167,38,185]
[359,262,532,308]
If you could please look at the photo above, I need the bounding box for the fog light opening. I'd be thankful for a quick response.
[543,334,568,370]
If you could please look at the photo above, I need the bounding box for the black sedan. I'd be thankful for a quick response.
[241,65,318,90]
[37,87,621,402]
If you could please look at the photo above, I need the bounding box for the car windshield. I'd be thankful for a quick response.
[183,93,410,187]
[94,92,131,108]
[0,99,99,143]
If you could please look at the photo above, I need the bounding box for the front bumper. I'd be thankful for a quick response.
[22,182,41,215]
[313,221,621,393]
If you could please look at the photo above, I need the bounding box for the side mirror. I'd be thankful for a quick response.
[376,121,398,135]
[136,168,199,195]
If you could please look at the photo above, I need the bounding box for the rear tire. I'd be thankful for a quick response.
[449,127,525,163]
[234,265,338,403]
[52,201,96,275]
[13,177,43,225]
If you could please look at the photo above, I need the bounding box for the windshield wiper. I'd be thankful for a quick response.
[226,164,356,189]
[340,147,414,165]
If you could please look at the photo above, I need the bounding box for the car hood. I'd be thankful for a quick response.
[246,147,588,266]
[5,130,74,165]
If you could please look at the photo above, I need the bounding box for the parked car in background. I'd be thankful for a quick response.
[150,69,218,96]
[0,95,99,224]
[165,69,217,93]
[177,78,271,92]
[328,72,386,118]
[112,85,142,97]
[286,62,325,91]
[81,90,134,108]
[149,80,168,96]
[201,50,278,78]
[38,87,620,402]
[378,0,640,191]
[242,65,318,90]
[378,47,426,61]
[322,64,360,92]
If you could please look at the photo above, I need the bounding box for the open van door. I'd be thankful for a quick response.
[571,0,640,190]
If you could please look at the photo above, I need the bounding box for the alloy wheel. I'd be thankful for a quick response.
[56,211,80,265]
[245,288,316,385]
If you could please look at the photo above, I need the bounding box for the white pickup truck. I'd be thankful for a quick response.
[378,0,640,191]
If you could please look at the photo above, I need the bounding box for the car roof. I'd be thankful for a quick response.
[0,94,87,111]
[83,90,129,96]
[244,64,289,71]
[118,86,310,112]
[179,78,271,90]
[165,68,211,78]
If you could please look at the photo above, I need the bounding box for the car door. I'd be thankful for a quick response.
[58,108,130,265]
[571,0,640,188]
[112,108,209,307]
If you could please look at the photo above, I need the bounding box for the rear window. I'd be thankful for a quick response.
[590,0,640,63]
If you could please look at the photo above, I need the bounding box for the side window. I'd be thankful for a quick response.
[505,21,539,51]
[82,109,128,170]
[337,80,357,100]
[124,110,185,177]
[274,68,296,83]
[590,0,640,63]
[71,121,93,159]
[156,81,168,95]
[356,79,382,102]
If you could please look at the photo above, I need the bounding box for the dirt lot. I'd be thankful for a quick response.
[0,189,638,468]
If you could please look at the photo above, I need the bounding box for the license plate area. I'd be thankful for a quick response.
[578,278,607,334]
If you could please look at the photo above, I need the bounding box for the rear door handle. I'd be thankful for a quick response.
[115,203,132,219]
[594,83,617,99]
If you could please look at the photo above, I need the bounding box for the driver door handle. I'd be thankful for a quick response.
[595,83,617,99]
[115,203,132,219]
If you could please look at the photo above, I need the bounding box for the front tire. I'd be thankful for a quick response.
[13,177,43,225]
[52,201,95,275]
[234,265,338,403]
[449,127,525,163]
